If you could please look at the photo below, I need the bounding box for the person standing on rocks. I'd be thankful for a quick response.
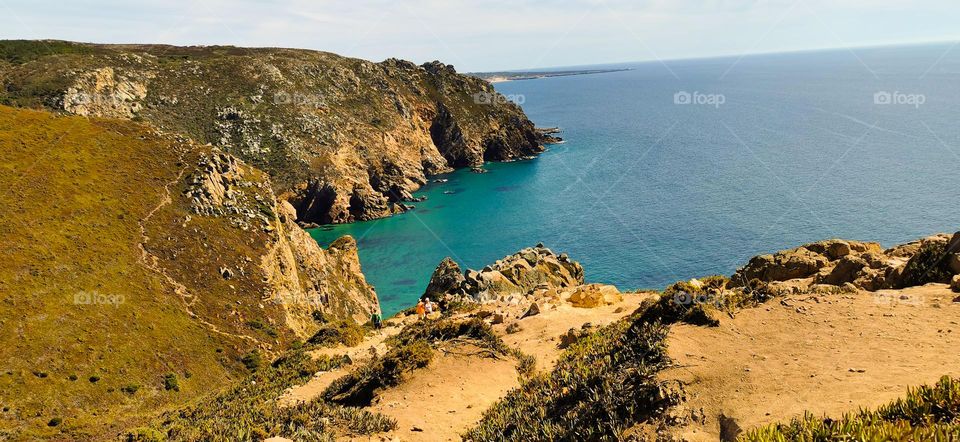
[416,299,426,320]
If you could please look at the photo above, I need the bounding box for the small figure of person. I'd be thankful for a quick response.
[416,299,426,320]
[424,297,434,317]
[371,307,382,330]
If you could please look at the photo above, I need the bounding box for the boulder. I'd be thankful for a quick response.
[733,248,828,284]
[950,254,960,275]
[521,302,541,319]
[816,255,868,286]
[567,284,623,308]
[952,275,960,293]
[423,257,465,299]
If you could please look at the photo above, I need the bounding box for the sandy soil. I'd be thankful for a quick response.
[367,345,520,441]
[662,284,960,441]
[496,292,653,370]
[277,290,650,440]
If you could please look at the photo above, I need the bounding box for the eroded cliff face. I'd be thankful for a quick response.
[0,42,551,224]
[176,150,379,340]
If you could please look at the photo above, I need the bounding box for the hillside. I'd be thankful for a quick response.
[128,233,960,441]
[0,40,556,225]
[0,105,377,440]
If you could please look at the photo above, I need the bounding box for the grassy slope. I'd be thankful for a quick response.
[0,106,247,440]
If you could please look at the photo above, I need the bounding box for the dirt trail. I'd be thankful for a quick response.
[278,326,402,407]
[662,284,960,441]
[136,156,264,348]
[279,292,650,440]
[370,345,520,441]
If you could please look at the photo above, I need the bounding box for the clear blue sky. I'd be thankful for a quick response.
[2,0,959,72]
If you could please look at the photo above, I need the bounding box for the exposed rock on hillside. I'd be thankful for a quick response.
[0,41,554,224]
[731,234,959,291]
[425,245,584,302]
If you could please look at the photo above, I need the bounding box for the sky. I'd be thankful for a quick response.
[2,0,960,72]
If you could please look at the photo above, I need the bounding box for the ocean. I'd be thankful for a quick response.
[312,43,960,316]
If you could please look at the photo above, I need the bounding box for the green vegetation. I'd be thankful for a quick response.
[744,376,960,441]
[323,340,434,406]
[139,350,396,441]
[324,317,515,407]
[162,373,180,392]
[0,106,253,439]
[464,312,676,440]
[0,40,96,64]
[241,351,262,372]
[308,317,368,347]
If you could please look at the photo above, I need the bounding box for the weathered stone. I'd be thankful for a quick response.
[951,275,960,293]
[567,284,623,308]
[816,256,868,286]
[521,302,541,319]
[423,257,465,299]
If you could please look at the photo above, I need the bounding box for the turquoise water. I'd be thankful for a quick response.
[313,43,960,316]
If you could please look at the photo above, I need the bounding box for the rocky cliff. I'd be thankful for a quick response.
[0,40,552,225]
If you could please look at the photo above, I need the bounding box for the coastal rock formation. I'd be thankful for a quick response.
[425,245,584,302]
[423,257,466,300]
[732,234,960,291]
[0,41,555,224]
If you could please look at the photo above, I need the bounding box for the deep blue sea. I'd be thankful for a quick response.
[313,43,960,316]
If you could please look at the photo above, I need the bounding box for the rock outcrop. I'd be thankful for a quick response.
[424,245,584,302]
[177,150,380,333]
[1,41,556,224]
[732,234,960,291]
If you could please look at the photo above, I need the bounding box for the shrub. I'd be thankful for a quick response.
[464,313,677,441]
[88,375,100,383]
[308,319,366,347]
[47,417,62,427]
[135,350,395,441]
[163,373,180,392]
[323,341,433,406]
[241,350,261,372]
[124,427,165,442]
[120,384,140,395]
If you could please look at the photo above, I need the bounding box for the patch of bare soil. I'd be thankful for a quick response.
[662,284,960,441]
[366,344,520,442]
[496,292,654,370]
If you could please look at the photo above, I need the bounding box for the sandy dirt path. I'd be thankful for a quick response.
[662,284,960,441]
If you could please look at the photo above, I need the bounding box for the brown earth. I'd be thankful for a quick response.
[662,283,960,441]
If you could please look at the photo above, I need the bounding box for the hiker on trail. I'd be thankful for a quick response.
[416,300,426,320]
[371,307,382,330]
